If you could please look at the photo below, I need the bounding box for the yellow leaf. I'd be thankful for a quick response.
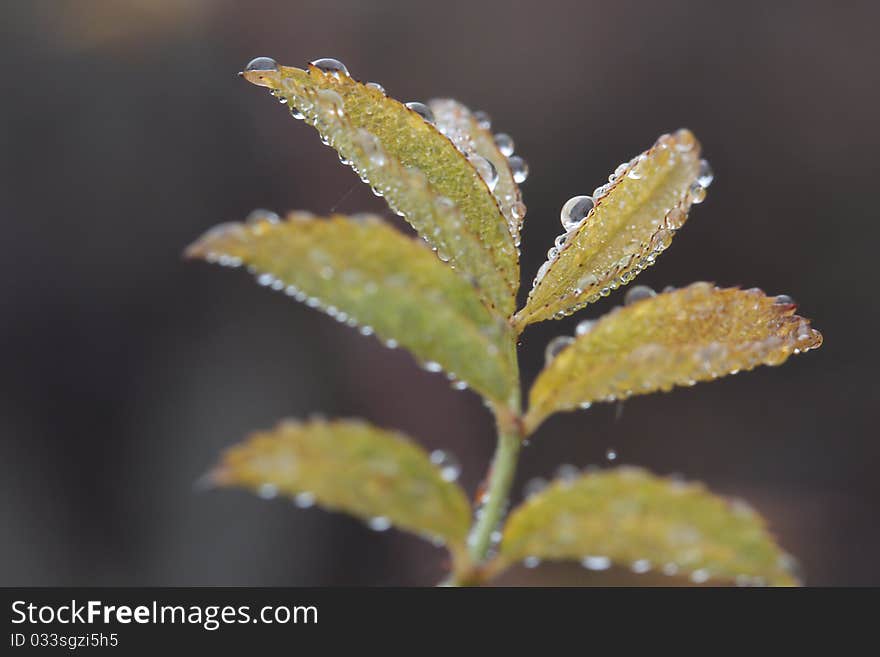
[187,212,518,405]
[209,418,472,558]
[494,467,798,586]
[514,130,707,330]
[428,99,527,246]
[242,61,518,316]
[525,283,822,432]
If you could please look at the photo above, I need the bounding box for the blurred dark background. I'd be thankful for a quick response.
[1,0,877,586]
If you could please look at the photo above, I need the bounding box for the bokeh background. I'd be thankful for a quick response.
[2,0,877,586]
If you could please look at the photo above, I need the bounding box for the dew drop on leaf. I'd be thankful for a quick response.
[623,285,657,305]
[494,133,515,156]
[294,491,316,508]
[560,195,594,231]
[524,477,549,499]
[310,57,350,77]
[430,450,461,482]
[404,101,435,124]
[544,336,575,365]
[368,516,392,531]
[469,155,499,191]
[575,319,597,336]
[508,155,529,184]
[697,159,714,188]
[582,555,611,571]
[245,56,278,72]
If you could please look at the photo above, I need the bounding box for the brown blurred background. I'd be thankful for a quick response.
[1,0,877,586]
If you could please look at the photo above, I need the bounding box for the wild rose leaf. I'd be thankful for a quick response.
[525,283,822,432]
[514,130,708,330]
[209,418,472,559]
[187,212,518,405]
[494,467,799,586]
[242,60,517,316]
[428,99,527,246]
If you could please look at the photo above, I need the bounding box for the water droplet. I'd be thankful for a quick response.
[494,133,515,156]
[560,195,594,231]
[511,202,527,221]
[774,294,795,305]
[523,556,541,569]
[294,491,316,508]
[405,102,435,124]
[474,110,491,129]
[310,57,349,77]
[507,155,529,183]
[246,208,281,225]
[490,530,503,545]
[662,562,680,576]
[423,361,443,373]
[245,57,278,72]
[623,285,656,305]
[688,183,707,204]
[544,336,575,365]
[469,155,499,190]
[697,159,713,187]
[256,273,275,287]
[368,516,392,531]
[555,463,581,482]
[575,319,597,336]
[523,477,548,500]
[582,555,611,571]
[605,448,618,462]
[365,81,385,94]
[689,568,710,583]
[631,559,652,574]
[257,483,278,499]
[430,450,461,482]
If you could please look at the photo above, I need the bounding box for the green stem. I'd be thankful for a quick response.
[467,416,522,563]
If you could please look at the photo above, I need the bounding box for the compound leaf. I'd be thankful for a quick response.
[525,283,822,432]
[187,212,517,405]
[209,418,472,559]
[515,130,707,330]
[243,62,518,316]
[494,467,799,586]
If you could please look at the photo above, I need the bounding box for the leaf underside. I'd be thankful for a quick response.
[210,418,472,553]
[187,212,517,405]
[516,130,704,330]
[526,283,822,432]
[428,99,526,247]
[496,467,798,586]
[243,64,517,316]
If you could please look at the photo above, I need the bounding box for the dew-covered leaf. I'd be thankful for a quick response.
[242,60,518,316]
[187,212,517,405]
[209,418,472,556]
[525,283,822,432]
[514,130,708,330]
[495,467,798,586]
[428,99,527,246]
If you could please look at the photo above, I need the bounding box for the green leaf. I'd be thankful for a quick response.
[514,130,706,330]
[525,283,822,432]
[428,99,527,246]
[494,467,799,586]
[209,418,472,557]
[242,62,518,316]
[187,212,518,405]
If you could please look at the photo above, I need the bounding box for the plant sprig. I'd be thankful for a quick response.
[187,56,822,586]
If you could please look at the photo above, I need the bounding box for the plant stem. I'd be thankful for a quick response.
[467,415,523,563]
